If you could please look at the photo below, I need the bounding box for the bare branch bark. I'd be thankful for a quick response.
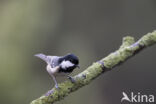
[31,30,156,104]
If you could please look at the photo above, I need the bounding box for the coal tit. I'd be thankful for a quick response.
[34,53,79,88]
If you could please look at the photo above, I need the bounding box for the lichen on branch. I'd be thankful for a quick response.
[31,30,156,104]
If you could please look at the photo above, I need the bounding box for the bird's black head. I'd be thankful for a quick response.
[63,53,79,65]
[58,53,79,73]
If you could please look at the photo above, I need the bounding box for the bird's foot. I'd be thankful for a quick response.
[67,76,76,83]
[55,84,59,89]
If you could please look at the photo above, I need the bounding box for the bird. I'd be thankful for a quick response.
[34,53,80,88]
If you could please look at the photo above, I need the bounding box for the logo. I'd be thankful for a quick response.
[121,92,154,103]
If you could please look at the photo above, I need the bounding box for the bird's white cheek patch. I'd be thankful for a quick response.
[61,60,74,69]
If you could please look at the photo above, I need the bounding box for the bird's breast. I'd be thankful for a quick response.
[46,64,59,75]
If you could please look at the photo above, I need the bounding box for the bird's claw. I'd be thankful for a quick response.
[67,76,76,83]
[55,84,59,89]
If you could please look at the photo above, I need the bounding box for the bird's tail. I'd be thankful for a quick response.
[34,53,48,63]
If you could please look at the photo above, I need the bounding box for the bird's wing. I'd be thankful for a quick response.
[48,56,60,68]
[35,53,61,68]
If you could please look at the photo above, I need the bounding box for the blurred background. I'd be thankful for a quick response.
[0,0,156,104]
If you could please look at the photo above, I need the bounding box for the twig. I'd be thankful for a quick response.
[31,30,156,104]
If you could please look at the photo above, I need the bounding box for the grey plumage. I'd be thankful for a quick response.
[35,53,60,68]
[48,56,60,68]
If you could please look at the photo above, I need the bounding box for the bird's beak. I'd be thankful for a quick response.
[77,65,80,69]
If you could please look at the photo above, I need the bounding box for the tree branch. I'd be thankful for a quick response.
[31,30,156,104]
